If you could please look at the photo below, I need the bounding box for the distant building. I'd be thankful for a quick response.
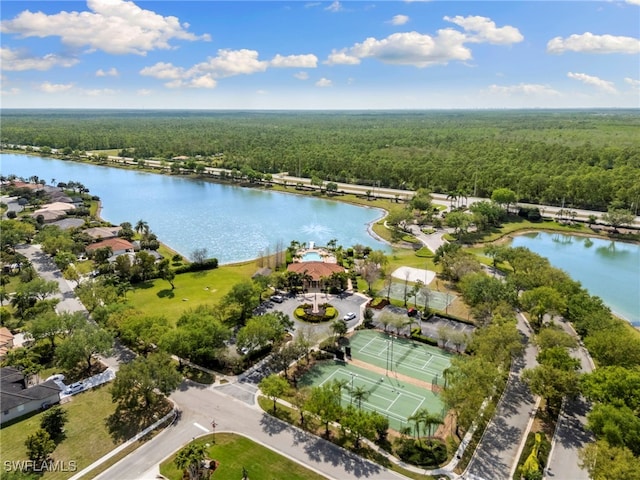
[83,226,122,241]
[0,367,62,424]
[0,327,14,360]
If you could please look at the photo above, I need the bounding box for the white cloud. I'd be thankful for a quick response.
[84,88,118,96]
[567,72,617,93]
[140,62,184,80]
[305,2,321,7]
[137,89,152,96]
[547,33,640,54]
[443,15,524,44]
[142,49,316,89]
[38,81,74,93]
[1,47,79,71]
[188,74,217,89]
[487,83,560,96]
[325,49,361,65]
[294,71,309,80]
[390,15,410,26]
[1,87,21,96]
[326,16,522,68]
[0,0,210,56]
[270,53,318,68]
[337,30,471,68]
[325,1,343,13]
[188,49,268,78]
[624,77,640,87]
[96,67,118,77]
[625,0,640,5]
[315,78,332,87]
[256,89,268,95]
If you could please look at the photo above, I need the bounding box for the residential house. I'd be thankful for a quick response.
[86,238,134,257]
[0,367,62,424]
[83,226,122,242]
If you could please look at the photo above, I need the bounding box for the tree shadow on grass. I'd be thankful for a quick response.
[106,400,171,442]
[157,289,175,299]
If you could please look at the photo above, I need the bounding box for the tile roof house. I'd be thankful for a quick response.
[0,327,14,360]
[0,367,61,424]
[86,238,134,256]
[83,226,122,241]
[287,261,345,290]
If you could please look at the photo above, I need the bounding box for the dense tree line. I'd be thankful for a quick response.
[2,110,639,211]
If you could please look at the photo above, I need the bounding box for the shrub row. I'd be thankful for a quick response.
[174,258,219,274]
[410,328,439,347]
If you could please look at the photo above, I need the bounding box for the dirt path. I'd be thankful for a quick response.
[348,357,442,393]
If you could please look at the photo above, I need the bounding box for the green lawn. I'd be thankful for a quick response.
[159,433,328,480]
[126,261,257,321]
[0,386,121,480]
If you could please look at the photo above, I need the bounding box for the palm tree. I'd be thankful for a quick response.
[135,219,149,236]
[350,385,370,410]
[174,443,206,480]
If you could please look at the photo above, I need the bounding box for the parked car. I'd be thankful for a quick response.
[343,312,356,321]
[270,295,284,303]
[407,308,419,317]
[46,373,65,382]
[63,382,85,395]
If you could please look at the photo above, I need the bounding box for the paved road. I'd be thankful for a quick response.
[544,323,594,480]
[465,314,538,480]
[97,381,409,480]
[16,243,135,371]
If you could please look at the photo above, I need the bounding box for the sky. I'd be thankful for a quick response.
[1,0,639,110]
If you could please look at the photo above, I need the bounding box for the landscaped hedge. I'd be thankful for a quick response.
[410,328,439,346]
[174,258,218,274]
[368,298,389,310]
[396,438,448,467]
[514,431,551,480]
[294,303,337,323]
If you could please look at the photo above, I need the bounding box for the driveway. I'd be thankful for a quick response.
[260,291,370,340]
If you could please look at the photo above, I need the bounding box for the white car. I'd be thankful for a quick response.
[343,312,356,321]
[63,382,85,395]
[46,373,65,382]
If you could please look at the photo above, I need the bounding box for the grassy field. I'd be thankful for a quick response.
[159,433,328,480]
[0,386,120,480]
[126,260,257,321]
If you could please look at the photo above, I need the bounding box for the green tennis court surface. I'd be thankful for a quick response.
[349,330,452,386]
[300,330,453,431]
[299,361,446,432]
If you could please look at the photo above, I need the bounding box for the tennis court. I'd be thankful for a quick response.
[349,330,452,386]
[299,361,446,432]
[300,330,453,431]
[378,283,456,311]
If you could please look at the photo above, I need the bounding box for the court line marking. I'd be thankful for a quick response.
[314,368,441,425]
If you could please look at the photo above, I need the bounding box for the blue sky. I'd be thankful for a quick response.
[1,0,639,109]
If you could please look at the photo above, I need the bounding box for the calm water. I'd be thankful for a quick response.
[1,154,387,263]
[510,232,640,325]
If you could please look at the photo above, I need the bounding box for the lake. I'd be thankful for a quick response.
[510,232,639,326]
[1,153,388,264]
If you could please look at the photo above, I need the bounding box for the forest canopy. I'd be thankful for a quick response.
[2,109,639,211]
